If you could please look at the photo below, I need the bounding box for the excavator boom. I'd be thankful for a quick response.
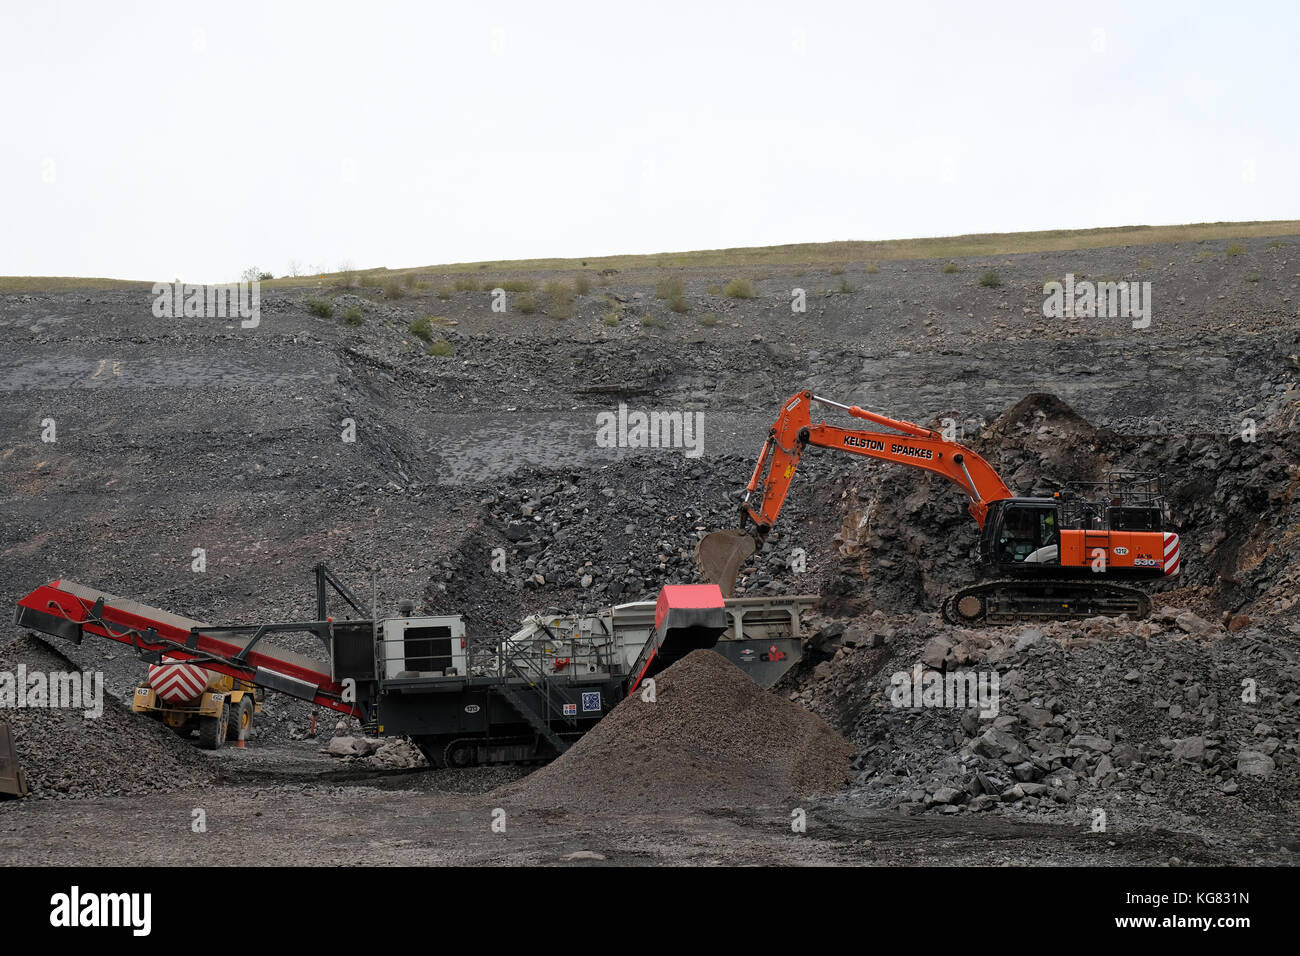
[740,392,1012,532]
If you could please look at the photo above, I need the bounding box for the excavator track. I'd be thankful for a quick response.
[940,578,1151,626]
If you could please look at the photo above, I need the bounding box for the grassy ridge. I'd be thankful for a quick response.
[3,220,1297,292]
[412,220,1300,275]
[0,276,157,292]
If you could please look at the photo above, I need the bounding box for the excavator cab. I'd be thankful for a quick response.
[981,498,1061,571]
[981,475,1171,579]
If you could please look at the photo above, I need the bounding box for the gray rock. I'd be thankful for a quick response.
[1237,751,1276,777]
[366,738,427,769]
[1013,628,1044,652]
[1043,767,1076,788]
[921,635,954,669]
[1174,610,1221,638]
[1112,742,1140,768]
[841,624,869,648]
[324,735,380,757]
[1172,736,1206,764]
[974,727,1024,759]
[1020,705,1054,729]
[1069,734,1112,753]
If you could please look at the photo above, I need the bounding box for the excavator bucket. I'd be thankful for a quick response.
[695,529,758,598]
[0,720,29,799]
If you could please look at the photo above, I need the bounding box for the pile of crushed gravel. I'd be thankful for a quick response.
[499,649,853,811]
[0,635,214,801]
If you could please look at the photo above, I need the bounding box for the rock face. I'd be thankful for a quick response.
[500,649,853,811]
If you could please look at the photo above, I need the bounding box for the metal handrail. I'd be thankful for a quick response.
[492,627,621,731]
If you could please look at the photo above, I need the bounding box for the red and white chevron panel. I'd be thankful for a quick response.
[148,658,214,704]
[1163,532,1181,576]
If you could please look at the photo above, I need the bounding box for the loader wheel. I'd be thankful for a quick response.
[198,702,230,750]
[228,696,253,741]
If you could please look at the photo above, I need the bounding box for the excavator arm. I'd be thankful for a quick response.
[698,390,1013,593]
[743,391,1012,531]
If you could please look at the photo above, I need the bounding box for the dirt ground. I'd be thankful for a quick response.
[1,740,1280,866]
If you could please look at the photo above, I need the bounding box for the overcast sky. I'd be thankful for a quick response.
[3,1,1297,283]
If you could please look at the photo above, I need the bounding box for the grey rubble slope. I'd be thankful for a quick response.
[801,611,1300,835]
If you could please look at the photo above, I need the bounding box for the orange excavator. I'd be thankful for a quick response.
[696,390,1181,624]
